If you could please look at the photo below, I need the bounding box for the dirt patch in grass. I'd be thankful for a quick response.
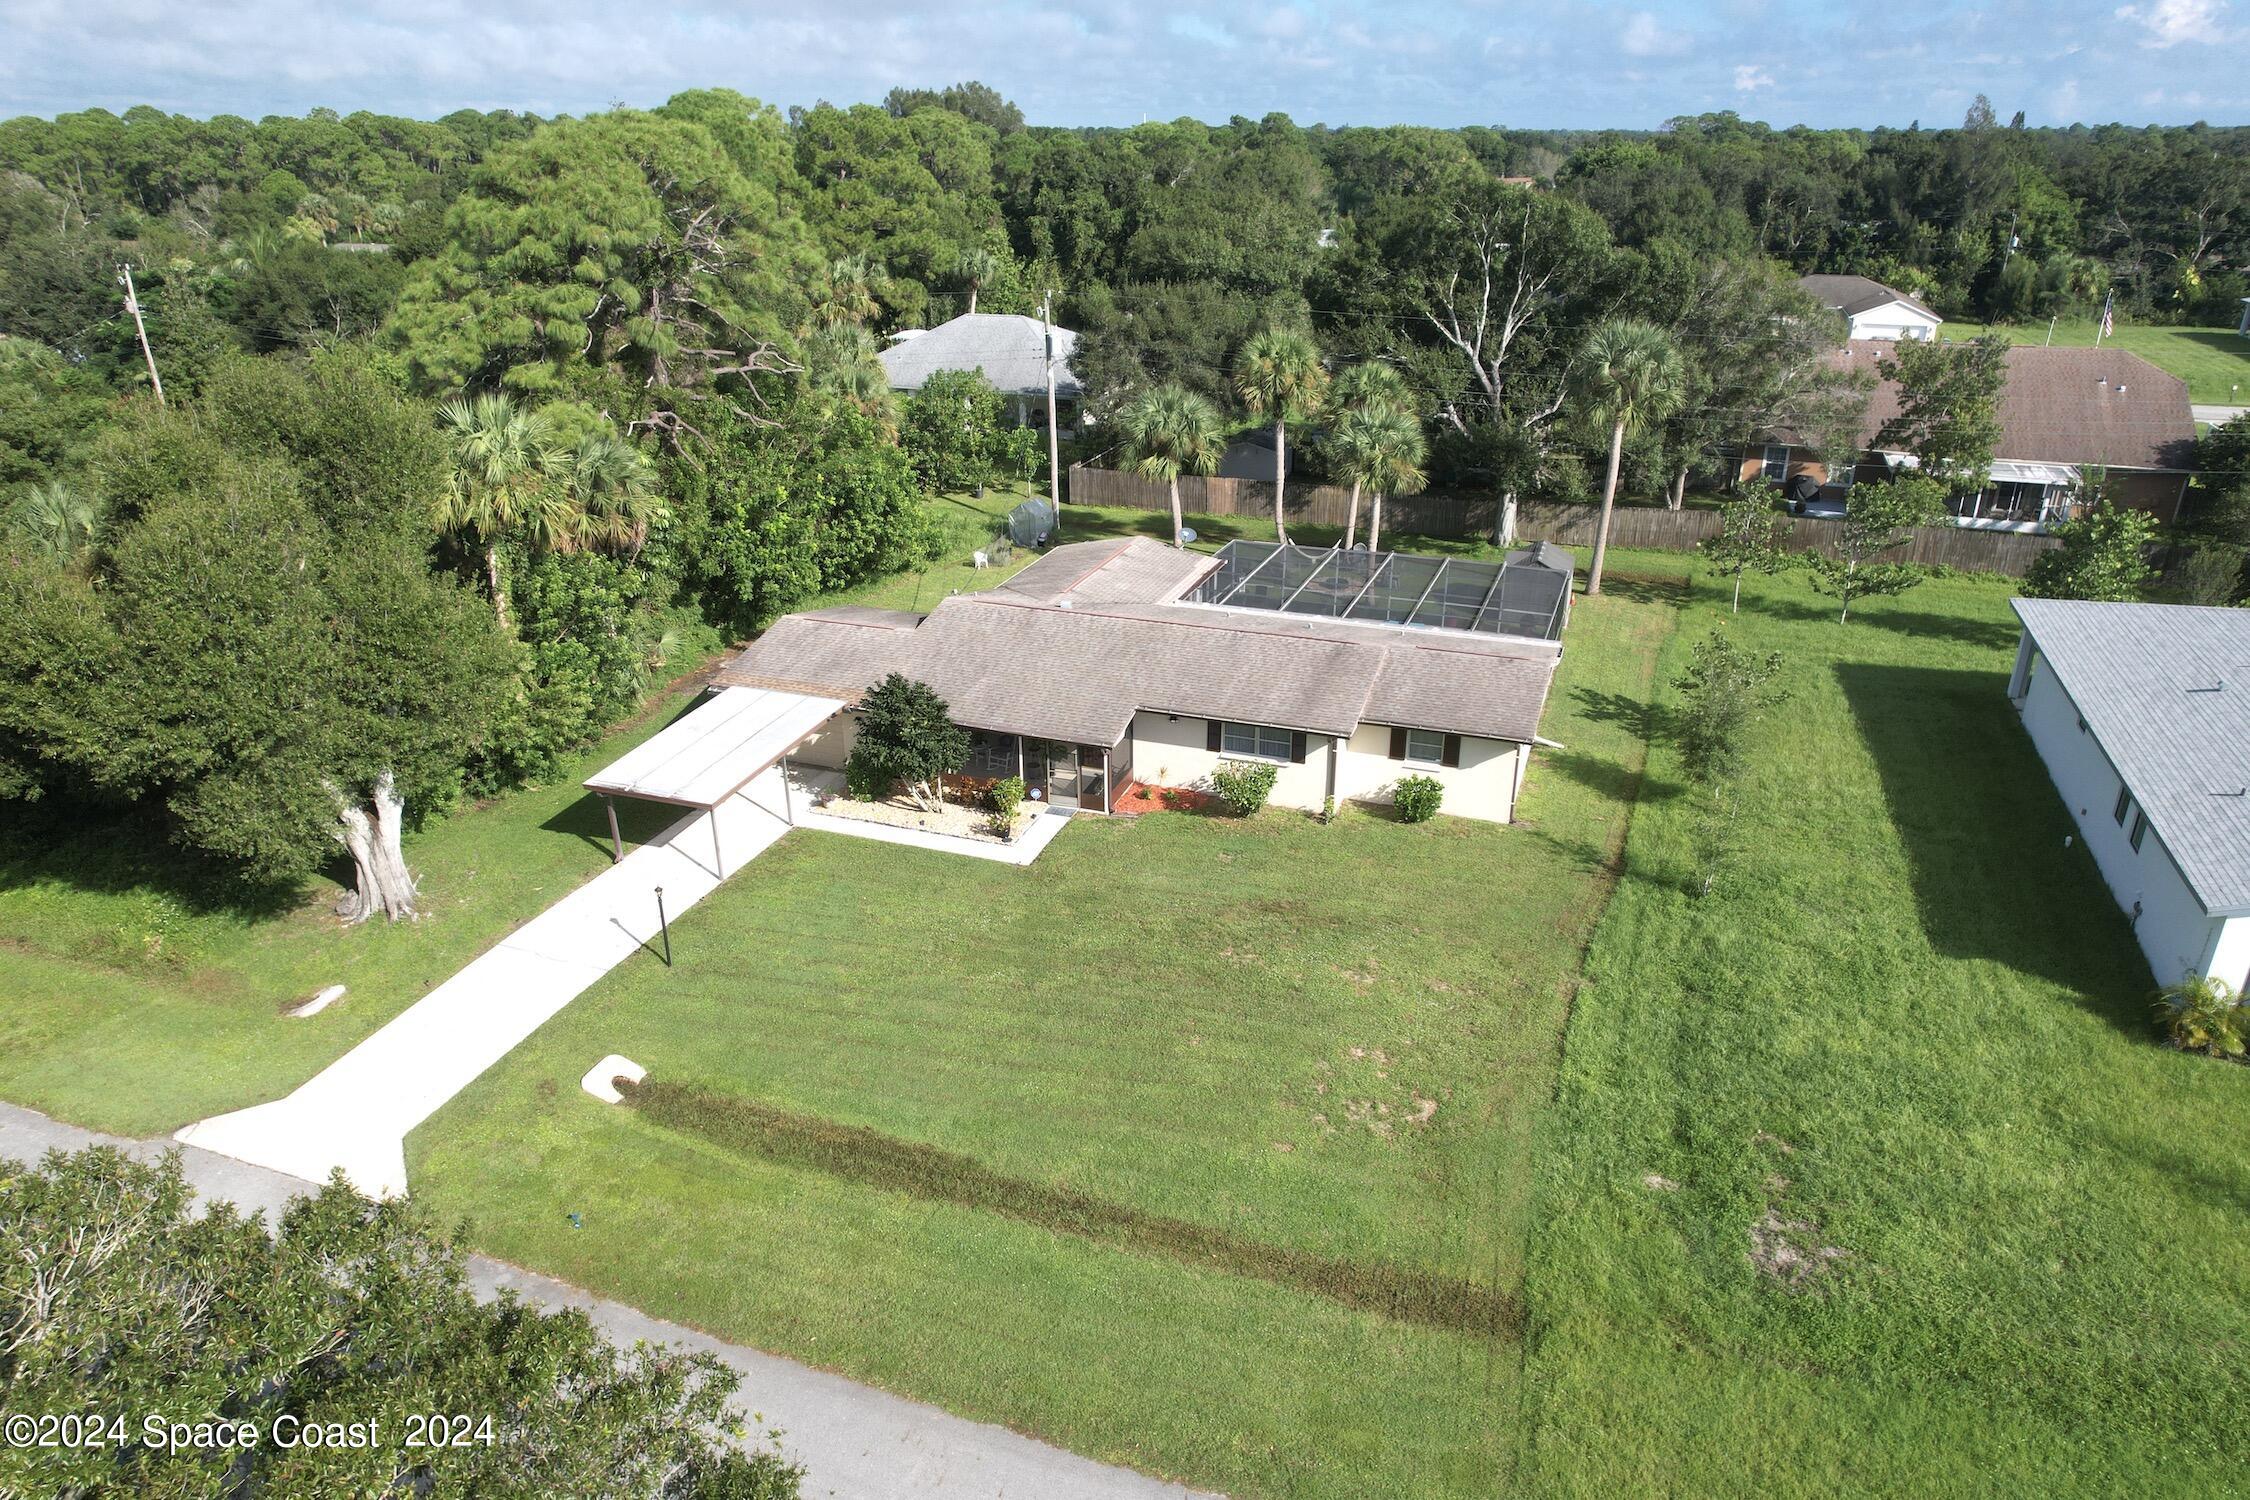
[1747,1206,1849,1290]
[629,1080,1520,1339]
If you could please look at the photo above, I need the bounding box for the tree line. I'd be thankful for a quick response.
[2,84,2246,914]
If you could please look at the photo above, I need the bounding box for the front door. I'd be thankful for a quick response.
[1026,740,1082,810]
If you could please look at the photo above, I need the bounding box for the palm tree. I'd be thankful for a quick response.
[557,428,659,559]
[953,246,999,316]
[4,479,97,563]
[1330,405,1428,553]
[1325,362,1415,547]
[1575,318,1686,597]
[804,322,900,438]
[1119,384,1227,550]
[1233,327,1328,544]
[436,393,567,627]
[812,253,885,328]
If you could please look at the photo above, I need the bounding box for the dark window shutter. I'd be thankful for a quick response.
[1388,726,1407,760]
[1441,733,1462,768]
[1290,730,1309,763]
[1207,720,1223,752]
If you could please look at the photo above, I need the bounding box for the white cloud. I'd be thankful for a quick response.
[1256,6,1309,41]
[1620,11,1688,58]
[2115,0,2229,47]
[1733,64,1775,92]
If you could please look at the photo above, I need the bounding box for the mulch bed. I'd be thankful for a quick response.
[1111,781,1223,817]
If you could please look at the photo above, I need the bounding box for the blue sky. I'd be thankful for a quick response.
[0,0,2242,128]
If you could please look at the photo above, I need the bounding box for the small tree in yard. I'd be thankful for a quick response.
[2023,500,2159,602]
[1701,488,1795,613]
[845,673,968,812]
[1673,630,1787,895]
[901,368,1010,493]
[1801,474,1949,622]
[1874,337,2010,494]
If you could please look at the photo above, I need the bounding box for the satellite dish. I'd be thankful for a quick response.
[1178,526,1198,544]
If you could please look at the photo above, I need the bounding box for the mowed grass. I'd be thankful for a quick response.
[1517,565,2249,1495]
[0,485,1512,1141]
[0,685,708,1134]
[1945,319,2250,405]
[407,567,1682,1500]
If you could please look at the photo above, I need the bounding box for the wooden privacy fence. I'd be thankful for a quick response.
[1067,465,2068,577]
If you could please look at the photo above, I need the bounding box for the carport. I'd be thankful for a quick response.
[582,685,846,874]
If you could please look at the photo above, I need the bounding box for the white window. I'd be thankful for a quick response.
[1221,722,1293,761]
[1760,445,1789,483]
[1404,728,1447,765]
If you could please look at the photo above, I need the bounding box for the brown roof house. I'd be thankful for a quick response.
[718,536,1573,822]
[1736,341,2196,530]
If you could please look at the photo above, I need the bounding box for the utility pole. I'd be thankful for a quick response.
[1041,289,1061,537]
[118,263,164,406]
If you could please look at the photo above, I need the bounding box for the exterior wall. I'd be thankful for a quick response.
[790,709,859,770]
[1129,712,1333,810]
[1334,723,1521,822]
[1845,304,1941,341]
[1128,713,1523,822]
[2014,644,2234,989]
[2104,469,2190,524]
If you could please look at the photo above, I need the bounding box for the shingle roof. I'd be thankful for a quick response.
[989,537,1215,606]
[717,542,1562,747]
[2014,598,2250,915]
[1796,273,1940,323]
[1778,342,2195,471]
[876,312,1082,398]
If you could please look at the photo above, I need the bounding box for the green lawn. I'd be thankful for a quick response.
[1945,319,2250,405]
[0,687,716,1135]
[1517,564,2248,1495]
[407,565,1680,1500]
[0,485,1501,1141]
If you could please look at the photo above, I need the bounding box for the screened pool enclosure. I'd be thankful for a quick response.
[1182,541,1570,643]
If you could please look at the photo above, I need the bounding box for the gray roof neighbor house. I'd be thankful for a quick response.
[2012,597,2250,914]
[876,312,1082,399]
[719,537,1566,748]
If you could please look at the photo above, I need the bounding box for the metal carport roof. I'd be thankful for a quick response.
[584,686,844,809]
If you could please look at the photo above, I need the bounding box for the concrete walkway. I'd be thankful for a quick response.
[2193,403,2246,426]
[178,776,800,1198]
[0,1101,1211,1500]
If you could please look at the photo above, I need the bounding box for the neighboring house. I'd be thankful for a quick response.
[720,536,1572,823]
[1796,273,1943,341]
[1735,342,2195,529]
[876,311,1082,426]
[1216,428,1295,481]
[2007,599,2250,993]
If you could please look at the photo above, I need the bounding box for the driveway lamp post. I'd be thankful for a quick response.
[654,886,671,968]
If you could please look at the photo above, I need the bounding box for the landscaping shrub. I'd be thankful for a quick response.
[1210,759,1279,816]
[1392,774,1443,823]
[2155,972,2247,1059]
[989,775,1025,817]
[843,757,892,801]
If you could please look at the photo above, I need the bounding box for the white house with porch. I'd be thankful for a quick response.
[705,537,1572,826]
[2008,598,2250,993]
